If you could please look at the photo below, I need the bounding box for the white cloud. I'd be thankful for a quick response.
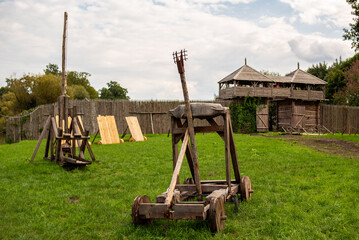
[0,0,354,100]
[289,35,353,63]
[280,0,352,27]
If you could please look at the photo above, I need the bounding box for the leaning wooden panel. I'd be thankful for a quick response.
[97,115,109,144]
[96,115,121,144]
[106,116,120,144]
[125,116,145,141]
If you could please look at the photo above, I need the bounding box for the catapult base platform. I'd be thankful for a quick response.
[133,177,252,232]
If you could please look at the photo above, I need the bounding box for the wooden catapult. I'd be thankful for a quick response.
[30,12,95,166]
[132,50,253,232]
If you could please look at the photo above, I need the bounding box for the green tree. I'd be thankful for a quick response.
[68,85,90,100]
[307,62,329,80]
[31,74,62,105]
[343,0,359,51]
[99,81,130,100]
[325,68,345,100]
[5,75,36,112]
[0,86,9,98]
[44,63,61,75]
[334,60,359,106]
[321,53,359,101]
[66,71,98,99]
[43,63,98,99]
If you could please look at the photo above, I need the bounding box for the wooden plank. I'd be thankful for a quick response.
[97,115,110,144]
[172,125,224,134]
[138,203,168,219]
[125,116,145,141]
[165,130,189,206]
[106,116,120,144]
[173,204,205,220]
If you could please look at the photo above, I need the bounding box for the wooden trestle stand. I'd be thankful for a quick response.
[30,12,95,167]
[131,50,253,232]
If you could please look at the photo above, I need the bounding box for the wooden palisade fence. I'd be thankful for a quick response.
[6,101,359,143]
[6,99,230,143]
[320,104,359,134]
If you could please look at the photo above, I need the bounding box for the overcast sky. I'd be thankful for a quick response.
[0,0,355,100]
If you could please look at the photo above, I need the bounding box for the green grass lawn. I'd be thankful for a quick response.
[0,133,358,239]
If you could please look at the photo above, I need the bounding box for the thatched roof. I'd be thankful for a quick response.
[268,76,292,83]
[285,69,327,85]
[219,62,327,85]
[218,64,273,83]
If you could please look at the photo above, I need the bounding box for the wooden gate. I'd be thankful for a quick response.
[293,105,306,130]
[256,104,268,132]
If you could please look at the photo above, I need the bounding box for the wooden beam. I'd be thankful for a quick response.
[76,116,96,161]
[224,112,231,192]
[44,125,51,158]
[228,116,241,182]
[165,130,189,206]
[173,204,206,220]
[61,12,68,95]
[175,184,235,193]
[172,125,224,134]
[30,116,51,162]
[174,50,202,198]
[138,203,169,219]
[171,117,179,182]
[206,118,225,141]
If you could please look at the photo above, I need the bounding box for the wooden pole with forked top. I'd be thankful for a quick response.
[173,49,202,199]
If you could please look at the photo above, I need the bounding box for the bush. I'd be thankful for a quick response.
[230,97,261,133]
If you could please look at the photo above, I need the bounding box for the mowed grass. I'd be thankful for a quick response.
[0,133,358,239]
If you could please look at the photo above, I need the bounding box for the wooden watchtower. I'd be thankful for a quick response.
[218,60,327,132]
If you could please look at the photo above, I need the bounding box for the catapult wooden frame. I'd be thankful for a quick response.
[30,102,95,166]
[132,50,253,232]
[132,108,252,232]
[30,12,95,167]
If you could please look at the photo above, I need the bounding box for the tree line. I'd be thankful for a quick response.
[0,63,129,132]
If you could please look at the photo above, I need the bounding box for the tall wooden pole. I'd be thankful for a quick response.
[59,12,69,133]
[174,50,202,198]
[61,12,68,95]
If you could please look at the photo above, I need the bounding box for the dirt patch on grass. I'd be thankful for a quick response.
[68,198,79,204]
[257,134,359,159]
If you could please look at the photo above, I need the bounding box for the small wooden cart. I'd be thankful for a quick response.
[132,103,253,232]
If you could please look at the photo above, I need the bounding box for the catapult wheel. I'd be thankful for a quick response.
[208,197,226,232]
[240,176,253,201]
[132,195,151,226]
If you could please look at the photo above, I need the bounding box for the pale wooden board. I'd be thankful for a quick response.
[55,115,73,145]
[106,116,120,144]
[97,115,121,144]
[125,116,144,141]
[97,115,109,144]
